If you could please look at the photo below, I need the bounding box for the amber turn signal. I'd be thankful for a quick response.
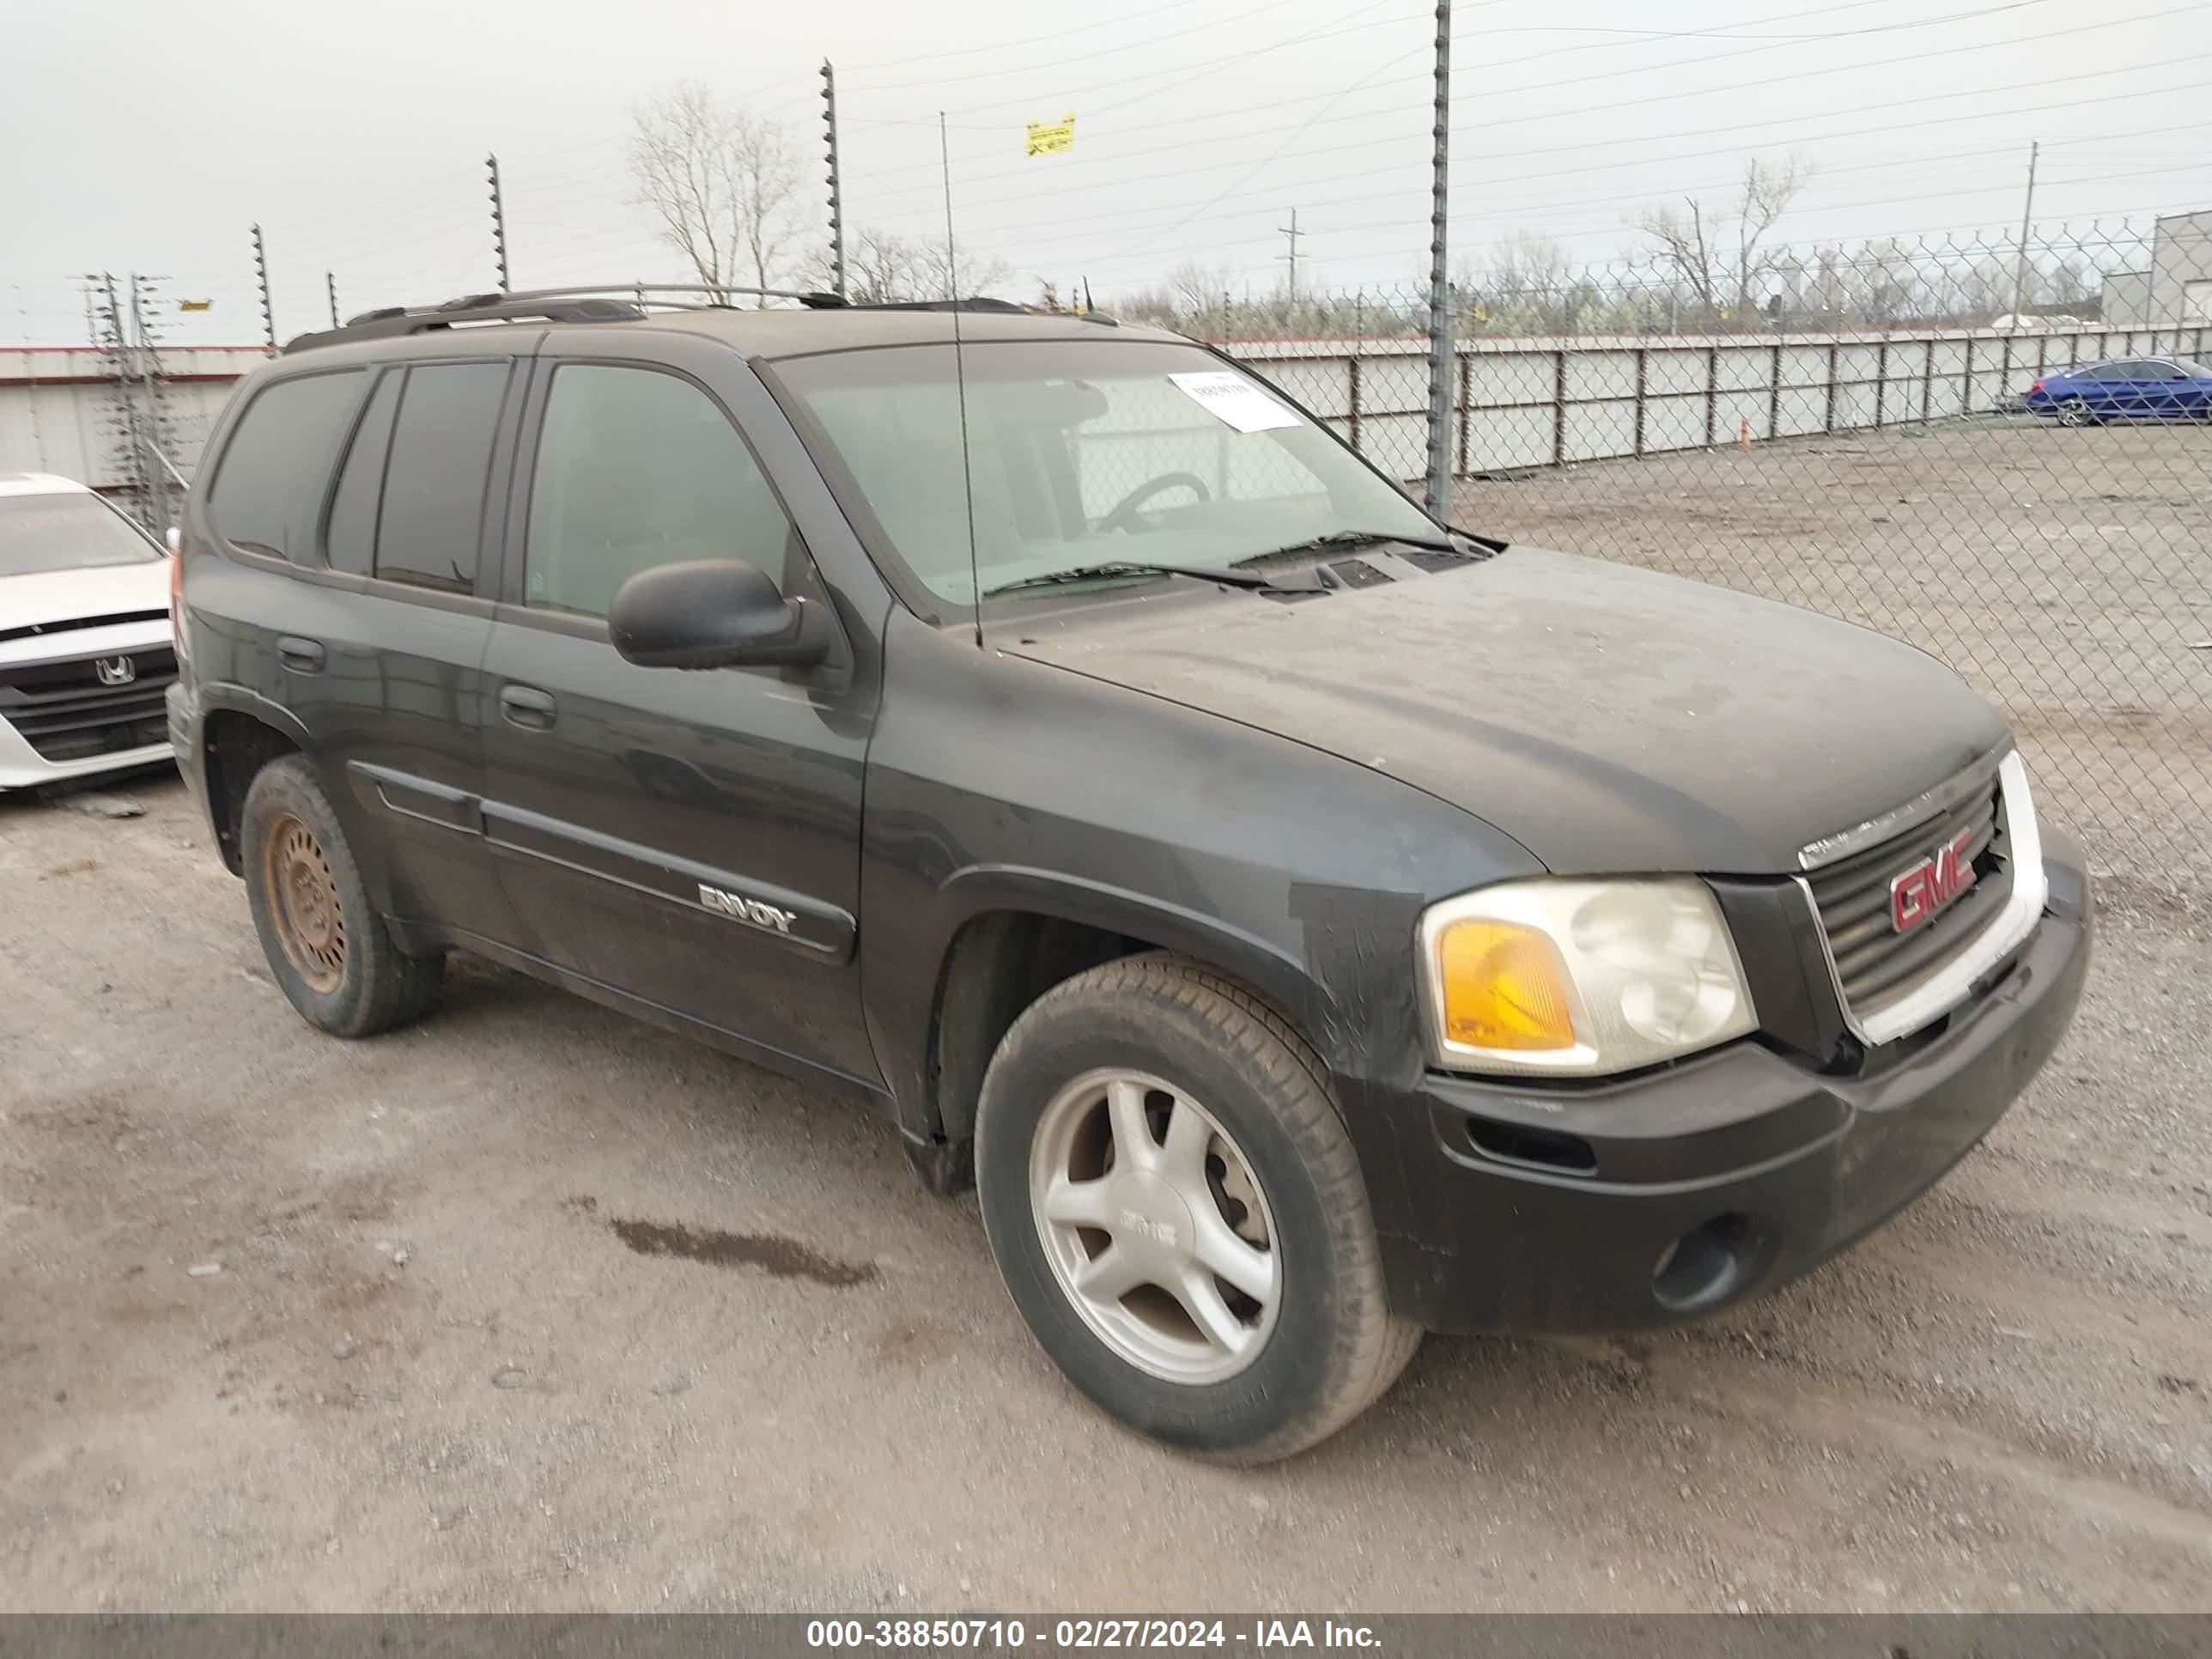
[1433,918,1577,1051]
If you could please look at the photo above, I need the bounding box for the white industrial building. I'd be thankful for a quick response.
[0,345,266,493]
[2101,209,2212,328]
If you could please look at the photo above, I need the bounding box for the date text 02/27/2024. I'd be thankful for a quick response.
[804,1619,1382,1650]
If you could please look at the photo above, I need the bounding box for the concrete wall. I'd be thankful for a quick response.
[0,346,266,489]
[2102,210,2212,328]
[2103,271,2153,327]
[1231,322,2212,482]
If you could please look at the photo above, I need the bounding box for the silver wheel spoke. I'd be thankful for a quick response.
[1174,1268,1251,1356]
[1074,1244,1146,1304]
[1194,1215,1275,1304]
[1042,1175,1116,1231]
[1105,1077,1157,1172]
[1158,1098,1212,1188]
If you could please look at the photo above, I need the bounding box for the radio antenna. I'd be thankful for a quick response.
[941,111,983,650]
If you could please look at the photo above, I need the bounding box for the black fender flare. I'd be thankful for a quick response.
[882,861,1345,1150]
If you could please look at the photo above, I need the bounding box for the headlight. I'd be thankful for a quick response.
[1416,878,1757,1076]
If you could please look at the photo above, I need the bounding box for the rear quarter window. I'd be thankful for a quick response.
[206,370,367,560]
[372,362,513,595]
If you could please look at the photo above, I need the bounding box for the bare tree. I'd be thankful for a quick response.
[1166,260,1231,317]
[1458,231,1578,331]
[802,228,1013,304]
[1631,155,1813,325]
[630,82,804,298]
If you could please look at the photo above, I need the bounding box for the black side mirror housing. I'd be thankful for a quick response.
[608,560,831,671]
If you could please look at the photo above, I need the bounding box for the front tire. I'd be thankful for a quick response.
[240,755,442,1037]
[975,953,1419,1462]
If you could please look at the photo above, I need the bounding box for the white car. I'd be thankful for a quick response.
[0,472,177,789]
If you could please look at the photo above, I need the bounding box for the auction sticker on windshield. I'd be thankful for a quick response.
[1168,371,1299,434]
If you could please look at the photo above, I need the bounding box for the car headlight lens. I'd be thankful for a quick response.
[1418,878,1757,1076]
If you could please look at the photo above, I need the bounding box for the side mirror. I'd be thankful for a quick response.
[608,560,831,671]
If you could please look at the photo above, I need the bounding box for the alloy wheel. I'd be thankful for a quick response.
[1029,1067,1281,1383]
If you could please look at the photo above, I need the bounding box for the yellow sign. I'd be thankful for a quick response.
[177,299,213,312]
[1026,112,1075,157]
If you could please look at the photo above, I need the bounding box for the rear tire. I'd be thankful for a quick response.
[2056,397,2095,428]
[240,756,442,1037]
[975,952,1419,1463]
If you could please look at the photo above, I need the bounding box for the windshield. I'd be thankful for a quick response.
[0,491,160,578]
[2175,360,2212,377]
[774,338,1443,605]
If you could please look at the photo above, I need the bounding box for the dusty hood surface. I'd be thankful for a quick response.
[0,559,170,638]
[1006,546,2008,875]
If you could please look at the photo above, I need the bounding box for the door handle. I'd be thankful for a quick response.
[276,635,325,673]
[500,684,558,729]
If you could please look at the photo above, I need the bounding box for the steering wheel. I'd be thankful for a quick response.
[1098,471,1212,534]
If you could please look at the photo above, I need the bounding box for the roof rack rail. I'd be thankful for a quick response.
[849,296,1030,314]
[278,283,1050,354]
[281,283,847,354]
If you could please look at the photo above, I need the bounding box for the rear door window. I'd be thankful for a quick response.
[324,369,402,577]
[207,370,367,560]
[374,362,514,595]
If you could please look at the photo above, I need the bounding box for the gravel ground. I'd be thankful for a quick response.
[1453,416,2212,892]
[3,775,2209,1613]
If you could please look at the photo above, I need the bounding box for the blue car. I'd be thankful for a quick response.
[2024,356,2212,425]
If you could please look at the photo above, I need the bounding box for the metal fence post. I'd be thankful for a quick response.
[1704,344,1719,447]
[1823,343,1838,434]
[1456,348,1471,477]
[252,223,275,350]
[1874,340,1888,429]
[1961,336,1975,416]
[1552,349,1567,465]
[1420,0,1454,514]
[1347,354,1363,454]
[1921,337,1935,422]
[1768,342,1782,438]
[1632,348,1648,457]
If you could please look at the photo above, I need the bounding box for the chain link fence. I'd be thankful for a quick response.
[1142,221,2212,900]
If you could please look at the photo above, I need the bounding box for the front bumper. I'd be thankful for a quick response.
[0,722,173,790]
[0,623,178,791]
[1364,829,2093,1334]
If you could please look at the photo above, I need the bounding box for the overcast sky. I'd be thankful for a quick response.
[4,0,2209,344]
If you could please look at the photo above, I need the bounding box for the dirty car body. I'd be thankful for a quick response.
[166,298,2090,1458]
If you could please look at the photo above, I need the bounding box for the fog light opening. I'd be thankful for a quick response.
[1652,1212,1761,1312]
[1464,1118,1597,1175]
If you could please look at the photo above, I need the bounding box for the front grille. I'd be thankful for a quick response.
[0,646,178,763]
[1804,765,2014,1029]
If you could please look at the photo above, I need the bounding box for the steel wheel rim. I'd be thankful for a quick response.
[263,811,345,994]
[1029,1066,1281,1384]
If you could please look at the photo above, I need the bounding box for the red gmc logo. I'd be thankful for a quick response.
[1890,828,1979,933]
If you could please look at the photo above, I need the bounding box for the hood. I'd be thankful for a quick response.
[1006,546,2008,875]
[0,558,170,635]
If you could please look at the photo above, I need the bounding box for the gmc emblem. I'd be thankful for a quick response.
[1890,828,1978,933]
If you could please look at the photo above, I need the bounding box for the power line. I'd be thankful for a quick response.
[847,0,1323,93]
[851,0,2056,191]
[878,46,2212,245]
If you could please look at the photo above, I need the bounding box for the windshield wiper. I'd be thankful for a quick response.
[1233,528,1461,566]
[981,559,1325,599]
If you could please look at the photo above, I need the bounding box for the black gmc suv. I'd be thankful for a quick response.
[167,290,2091,1462]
